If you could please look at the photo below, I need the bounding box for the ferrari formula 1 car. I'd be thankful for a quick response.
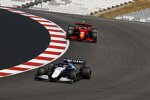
[34,58,92,83]
[66,21,98,43]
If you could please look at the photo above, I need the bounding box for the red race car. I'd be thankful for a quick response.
[66,21,98,43]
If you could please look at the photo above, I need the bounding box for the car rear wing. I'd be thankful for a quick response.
[64,58,86,66]
[75,21,92,27]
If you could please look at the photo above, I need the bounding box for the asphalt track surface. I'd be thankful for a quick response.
[0,9,150,100]
[0,9,50,70]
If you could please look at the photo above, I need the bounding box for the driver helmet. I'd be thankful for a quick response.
[64,59,69,64]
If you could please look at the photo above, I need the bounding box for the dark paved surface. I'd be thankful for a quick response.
[0,9,150,100]
[0,9,50,69]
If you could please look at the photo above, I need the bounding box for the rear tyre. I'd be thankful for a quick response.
[92,29,98,42]
[81,67,92,79]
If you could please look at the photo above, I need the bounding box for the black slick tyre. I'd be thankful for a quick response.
[68,70,76,83]
[36,67,48,76]
[81,67,92,79]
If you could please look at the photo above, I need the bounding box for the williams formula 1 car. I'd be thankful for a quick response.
[34,58,92,83]
[66,21,98,43]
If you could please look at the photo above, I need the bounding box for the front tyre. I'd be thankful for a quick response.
[36,67,48,76]
[66,26,74,38]
[67,30,74,36]
[34,67,48,80]
[68,26,74,30]
[91,29,98,42]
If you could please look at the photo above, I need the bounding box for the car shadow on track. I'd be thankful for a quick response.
[34,77,82,84]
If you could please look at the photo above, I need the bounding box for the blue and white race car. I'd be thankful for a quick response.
[34,58,92,83]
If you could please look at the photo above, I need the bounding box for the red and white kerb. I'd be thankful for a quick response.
[0,7,69,77]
